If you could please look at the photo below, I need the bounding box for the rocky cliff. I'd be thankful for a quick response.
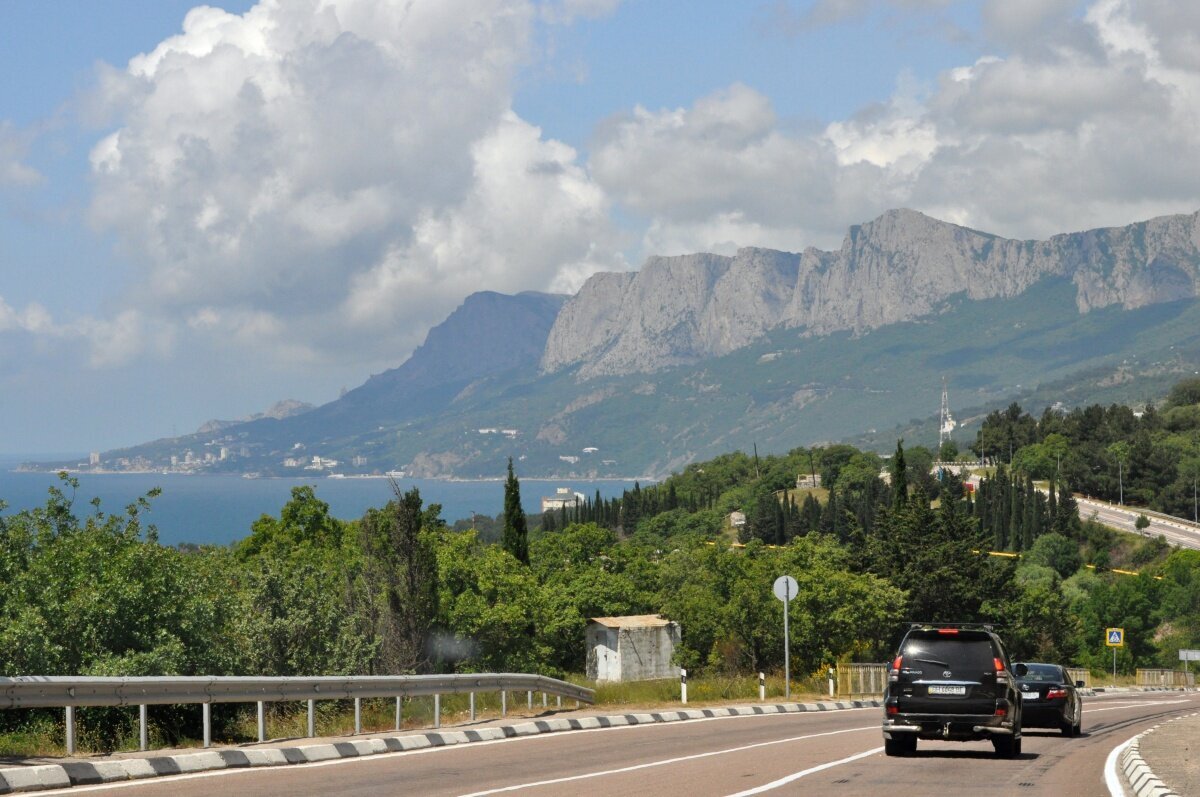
[541,209,1200,378]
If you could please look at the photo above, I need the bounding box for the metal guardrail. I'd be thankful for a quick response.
[836,663,887,697]
[1135,669,1196,688]
[0,673,593,755]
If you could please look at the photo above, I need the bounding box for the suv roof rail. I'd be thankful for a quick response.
[908,621,1001,631]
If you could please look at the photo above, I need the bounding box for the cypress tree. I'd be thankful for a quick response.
[502,458,529,564]
[891,439,908,510]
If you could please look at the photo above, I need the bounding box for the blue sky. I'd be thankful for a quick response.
[2,0,1199,453]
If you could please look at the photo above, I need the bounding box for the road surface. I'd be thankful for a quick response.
[1077,497,1200,551]
[43,691,1198,796]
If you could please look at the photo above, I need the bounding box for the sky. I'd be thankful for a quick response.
[3,0,1200,453]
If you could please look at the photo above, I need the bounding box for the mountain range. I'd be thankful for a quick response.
[52,209,1200,479]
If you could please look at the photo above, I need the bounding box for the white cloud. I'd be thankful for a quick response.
[85,0,618,373]
[0,122,41,186]
[591,0,1200,251]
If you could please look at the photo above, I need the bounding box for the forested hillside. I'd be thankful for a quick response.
[3,379,1200,747]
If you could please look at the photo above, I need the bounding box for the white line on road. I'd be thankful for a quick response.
[1104,736,1134,797]
[455,724,879,796]
[41,710,880,796]
[724,746,884,796]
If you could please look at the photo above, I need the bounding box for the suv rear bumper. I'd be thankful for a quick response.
[883,713,1017,742]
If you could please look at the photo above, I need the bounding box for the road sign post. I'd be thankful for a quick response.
[773,575,798,699]
[1106,628,1125,682]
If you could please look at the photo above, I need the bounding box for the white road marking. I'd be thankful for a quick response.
[1104,736,1134,797]
[1086,699,1192,713]
[724,746,884,795]
[29,709,879,795]
[455,725,880,796]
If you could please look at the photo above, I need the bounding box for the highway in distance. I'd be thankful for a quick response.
[48,691,1198,797]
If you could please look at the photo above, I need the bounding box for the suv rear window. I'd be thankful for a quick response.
[902,634,995,672]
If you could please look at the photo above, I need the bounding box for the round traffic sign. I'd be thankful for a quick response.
[773,575,798,602]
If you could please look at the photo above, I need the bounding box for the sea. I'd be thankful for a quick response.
[0,456,646,547]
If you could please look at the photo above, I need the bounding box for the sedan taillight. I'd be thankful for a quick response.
[1047,688,1068,699]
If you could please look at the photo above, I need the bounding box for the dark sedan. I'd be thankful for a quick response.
[1014,662,1083,736]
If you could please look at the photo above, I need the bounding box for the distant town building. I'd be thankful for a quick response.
[542,487,585,513]
[582,447,599,453]
[586,615,681,682]
[502,429,519,438]
[352,455,368,467]
[796,473,821,489]
[478,428,498,435]
[728,511,746,529]
[219,447,229,460]
[89,452,100,466]
[558,455,580,465]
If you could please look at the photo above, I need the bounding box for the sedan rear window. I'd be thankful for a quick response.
[1017,664,1063,682]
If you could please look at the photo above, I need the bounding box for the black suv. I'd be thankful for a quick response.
[882,623,1022,757]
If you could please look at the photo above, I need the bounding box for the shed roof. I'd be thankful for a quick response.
[588,614,673,629]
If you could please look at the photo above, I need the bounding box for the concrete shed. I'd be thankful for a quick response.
[586,614,681,682]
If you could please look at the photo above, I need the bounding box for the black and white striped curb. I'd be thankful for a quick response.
[1119,715,1195,797]
[0,699,882,793]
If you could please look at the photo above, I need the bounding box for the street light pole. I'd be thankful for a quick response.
[1118,460,1123,506]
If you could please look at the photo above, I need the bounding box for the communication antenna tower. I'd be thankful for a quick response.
[939,376,956,447]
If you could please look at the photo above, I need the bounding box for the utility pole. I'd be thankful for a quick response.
[1119,460,1124,506]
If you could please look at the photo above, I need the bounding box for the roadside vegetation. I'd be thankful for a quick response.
[2,379,1199,754]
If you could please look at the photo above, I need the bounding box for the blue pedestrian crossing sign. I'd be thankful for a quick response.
[1106,628,1125,647]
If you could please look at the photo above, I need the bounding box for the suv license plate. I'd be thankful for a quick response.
[928,685,966,695]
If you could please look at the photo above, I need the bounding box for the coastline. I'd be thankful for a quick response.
[11,468,661,483]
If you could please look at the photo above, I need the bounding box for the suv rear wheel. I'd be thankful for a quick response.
[884,735,917,756]
[992,734,1020,758]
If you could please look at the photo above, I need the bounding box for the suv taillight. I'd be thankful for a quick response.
[892,655,903,671]
[993,657,1005,673]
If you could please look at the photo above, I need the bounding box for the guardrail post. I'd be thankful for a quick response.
[307,699,315,738]
[257,701,266,743]
[433,694,440,729]
[759,672,765,702]
[139,704,148,751]
[203,703,212,748]
[65,706,76,756]
[395,696,402,731]
[680,668,687,704]
[470,692,476,721]
[542,692,547,708]
[556,694,561,708]
[501,690,507,717]
[527,690,532,710]
[354,697,362,735]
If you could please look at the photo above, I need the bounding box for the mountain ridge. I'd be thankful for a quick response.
[542,208,1200,378]
[41,207,1200,479]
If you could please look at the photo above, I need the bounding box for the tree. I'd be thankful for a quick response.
[1135,514,1150,531]
[359,482,440,672]
[1108,441,1131,505]
[503,458,529,564]
[1166,377,1200,409]
[939,439,959,461]
[891,439,908,509]
[1025,532,1082,579]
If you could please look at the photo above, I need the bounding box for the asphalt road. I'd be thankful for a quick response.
[1077,497,1200,551]
[45,692,1199,796]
